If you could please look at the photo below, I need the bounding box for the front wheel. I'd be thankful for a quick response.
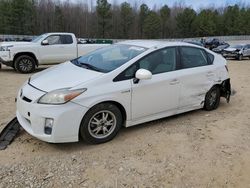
[204,86,220,111]
[80,103,123,144]
[238,54,243,61]
[14,55,36,73]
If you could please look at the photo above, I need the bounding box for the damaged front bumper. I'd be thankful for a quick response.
[0,51,13,66]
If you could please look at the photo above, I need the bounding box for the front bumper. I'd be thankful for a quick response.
[222,52,238,58]
[16,83,89,143]
[0,51,13,66]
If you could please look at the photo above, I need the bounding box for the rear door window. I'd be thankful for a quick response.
[61,35,73,44]
[180,47,209,69]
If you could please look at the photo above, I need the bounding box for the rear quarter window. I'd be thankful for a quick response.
[207,52,214,64]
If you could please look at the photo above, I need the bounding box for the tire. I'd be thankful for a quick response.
[238,54,243,61]
[14,55,36,73]
[80,103,123,144]
[204,86,221,111]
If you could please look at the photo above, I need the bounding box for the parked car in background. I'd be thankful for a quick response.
[205,38,226,50]
[222,44,250,60]
[183,39,204,47]
[21,37,34,42]
[212,43,230,54]
[16,41,231,144]
[0,32,111,73]
[78,38,113,44]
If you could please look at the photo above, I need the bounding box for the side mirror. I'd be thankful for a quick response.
[134,69,152,83]
[41,40,49,45]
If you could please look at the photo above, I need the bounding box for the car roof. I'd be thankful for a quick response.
[44,32,74,35]
[118,40,201,49]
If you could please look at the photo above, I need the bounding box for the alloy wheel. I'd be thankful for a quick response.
[19,58,33,72]
[88,110,117,139]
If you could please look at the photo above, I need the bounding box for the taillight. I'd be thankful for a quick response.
[225,65,229,72]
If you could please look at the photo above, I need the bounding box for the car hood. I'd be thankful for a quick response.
[224,47,239,52]
[212,48,221,51]
[29,61,104,92]
[0,41,30,47]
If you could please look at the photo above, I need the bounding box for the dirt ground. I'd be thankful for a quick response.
[0,59,250,188]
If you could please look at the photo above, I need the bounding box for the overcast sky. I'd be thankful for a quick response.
[79,0,249,10]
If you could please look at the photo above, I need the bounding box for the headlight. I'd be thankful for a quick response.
[38,88,87,105]
[0,45,13,51]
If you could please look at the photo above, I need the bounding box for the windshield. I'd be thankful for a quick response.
[232,45,243,49]
[206,38,213,43]
[32,34,48,43]
[72,44,147,73]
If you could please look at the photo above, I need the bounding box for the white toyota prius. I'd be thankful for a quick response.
[16,41,231,144]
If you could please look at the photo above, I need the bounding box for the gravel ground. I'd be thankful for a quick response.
[1,59,250,187]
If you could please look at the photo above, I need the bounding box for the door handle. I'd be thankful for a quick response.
[170,79,179,85]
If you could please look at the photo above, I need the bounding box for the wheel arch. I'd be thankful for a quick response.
[78,100,128,141]
[87,100,127,126]
[14,52,38,67]
[209,78,231,102]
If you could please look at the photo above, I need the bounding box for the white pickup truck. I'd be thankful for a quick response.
[0,33,111,73]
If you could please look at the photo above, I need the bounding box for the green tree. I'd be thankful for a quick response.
[54,5,64,32]
[139,4,150,38]
[8,0,35,34]
[176,8,196,37]
[160,5,171,38]
[120,2,133,38]
[223,5,241,35]
[143,11,161,39]
[96,0,112,38]
[241,8,250,35]
[214,11,224,36]
[194,9,217,36]
[0,0,15,34]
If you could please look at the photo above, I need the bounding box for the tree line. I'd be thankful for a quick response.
[0,0,250,39]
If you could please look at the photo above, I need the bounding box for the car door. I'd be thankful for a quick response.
[129,47,180,120]
[177,46,216,111]
[245,45,250,56]
[60,35,77,60]
[39,35,75,64]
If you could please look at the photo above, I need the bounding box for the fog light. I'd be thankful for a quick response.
[44,118,54,135]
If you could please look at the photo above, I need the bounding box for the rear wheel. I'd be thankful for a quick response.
[204,86,220,111]
[80,103,123,144]
[14,55,36,73]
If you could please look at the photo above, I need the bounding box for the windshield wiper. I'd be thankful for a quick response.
[71,59,103,72]
[80,62,101,72]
